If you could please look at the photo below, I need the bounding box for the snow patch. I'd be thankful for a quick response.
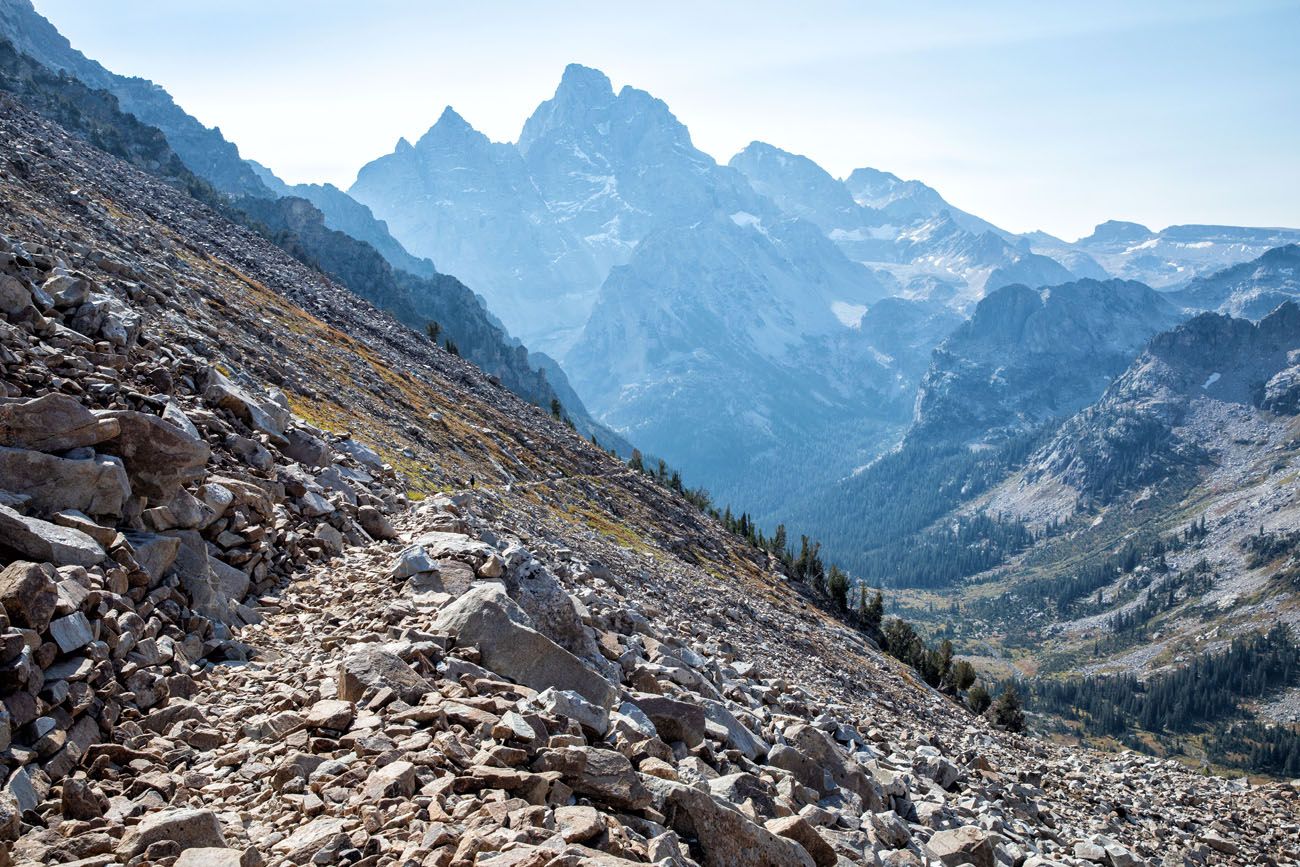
[730,211,761,228]
[1203,372,1221,389]
[831,300,868,328]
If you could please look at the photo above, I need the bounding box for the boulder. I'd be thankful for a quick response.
[927,826,995,867]
[118,808,227,858]
[96,409,210,500]
[647,777,815,867]
[765,816,837,867]
[0,560,58,632]
[532,746,651,810]
[0,273,31,315]
[699,698,768,759]
[0,394,119,452]
[174,849,260,867]
[357,505,396,540]
[433,583,616,709]
[362,760,417,800]
[338,646,432,704]
[784,723,883,809]
[203,370,286,439]
[0,446,130,517]
[536,687,609,736]
[0,505,104,567]
[629,693,706,747]
[304,699,354,730]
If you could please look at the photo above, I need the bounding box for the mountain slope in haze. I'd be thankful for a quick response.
[731,142,1086,309]
[0,0,269,197]
[249,160,438,279]
[354,66,905,514]
[0,27,622,452]
[1166,243,1300,319]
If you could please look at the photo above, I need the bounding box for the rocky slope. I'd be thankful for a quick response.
[1,84,1295,867]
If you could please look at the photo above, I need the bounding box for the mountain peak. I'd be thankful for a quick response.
[413,105,487,151]
[1080,219,1153,246]
[557,63,614,99]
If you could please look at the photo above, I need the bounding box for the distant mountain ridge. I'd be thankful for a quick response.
[0,0,269,197]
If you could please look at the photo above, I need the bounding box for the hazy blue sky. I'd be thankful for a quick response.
[32,1,1300,239]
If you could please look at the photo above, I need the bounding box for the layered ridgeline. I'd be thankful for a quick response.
[1026,220,1300,290]
[0,2,622,451]
[348,61,1300,520]
[11,71,1300,867]
[347,65,1056,513]
[816,249,1300,775]
[789,278,1187,581]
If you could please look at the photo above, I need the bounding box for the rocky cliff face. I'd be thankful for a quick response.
[1,76,1294,867]
[910,279,1185,448]
[1020,302,1300,505]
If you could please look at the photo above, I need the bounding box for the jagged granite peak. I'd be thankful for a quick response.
[729,141,865,233]
[516,62,617,153]
[0,0,269,197]
[1167,243,1300,319]
[909,278,1185,446]
[350,104,602,354]
[516,62,752,274]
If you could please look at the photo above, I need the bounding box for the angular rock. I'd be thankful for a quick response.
[532,746,652,810]
[0,394,119,452]
[629,692,706,747]
[927,825,995,867]
[0,446,130,517]
[338,646,432,704]
[765,816,837,867]
[0,560,58,632]
[0,505,104,567]
[362,759,416,800]
[118,808,227,858]
[96,409,211,500]
[49,611,94,652]
[648,777,815,867]
[433,583,615,709]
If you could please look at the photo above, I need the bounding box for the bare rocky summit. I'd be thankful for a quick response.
[0,95,1296,867]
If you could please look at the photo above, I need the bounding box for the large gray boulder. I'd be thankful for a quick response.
[337,646,432,704]
[532,746,651,810]
[0,394,119,452]
[117,808,227,859]
[432,583,616,709]
[645,776,815,867]
[783,723,883,810]
[0,446,130,518]
[96,409,210,500]
[0,505,104,567]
